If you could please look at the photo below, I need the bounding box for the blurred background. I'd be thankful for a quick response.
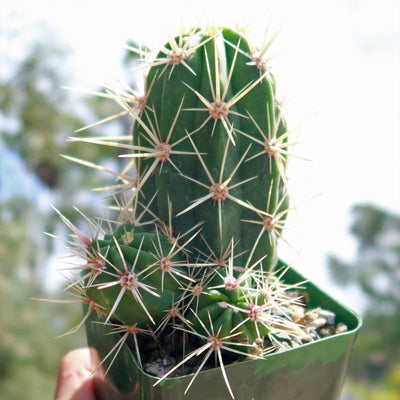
[0,1,399,399]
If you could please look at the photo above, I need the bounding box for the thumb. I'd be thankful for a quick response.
[54,348,100,400]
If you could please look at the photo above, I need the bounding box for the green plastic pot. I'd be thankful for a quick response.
[85,264,362,400]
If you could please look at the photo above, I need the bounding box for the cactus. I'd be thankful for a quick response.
[57,25,311,398]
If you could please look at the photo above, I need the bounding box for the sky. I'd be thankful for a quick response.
[1,0,399,313]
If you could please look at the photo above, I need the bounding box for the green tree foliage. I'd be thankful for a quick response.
[1,40,79,188]
[0,19,129,249]
[0,197,87,399]
[0,21,119,200]
[0,19,132,399]
[328,204,400,381]
[329,204,400,313]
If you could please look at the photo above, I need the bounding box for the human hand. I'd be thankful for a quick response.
[54,347,141,400]
[54,348,99,400]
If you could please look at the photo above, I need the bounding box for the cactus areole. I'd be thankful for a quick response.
[53,25,361,400]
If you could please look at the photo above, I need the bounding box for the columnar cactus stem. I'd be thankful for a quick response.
[132,27,289,272]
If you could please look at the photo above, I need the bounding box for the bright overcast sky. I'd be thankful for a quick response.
[1,0,399,312]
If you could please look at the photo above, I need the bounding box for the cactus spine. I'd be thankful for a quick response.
[59,26,303,398]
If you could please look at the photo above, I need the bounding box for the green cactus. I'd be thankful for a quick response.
[57,25,307,399]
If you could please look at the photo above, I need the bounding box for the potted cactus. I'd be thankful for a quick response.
[55,25,361,399]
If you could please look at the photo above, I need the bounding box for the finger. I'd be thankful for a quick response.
[54,347,100,400]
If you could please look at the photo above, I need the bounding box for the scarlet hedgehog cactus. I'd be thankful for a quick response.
[51,25,328,399]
